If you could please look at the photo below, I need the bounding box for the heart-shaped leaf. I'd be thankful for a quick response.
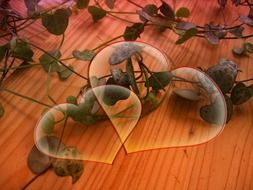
[145,71,173,90]
[57,65,73,80]
[11,41,34,61]
[231,83,252,105]
[28,136,65,174]
[176,27,198,44]
[123,23,145,41]
[159,0,175,20]
[52,146,84,184]
[88,6,106,22]
[42,9,69,35]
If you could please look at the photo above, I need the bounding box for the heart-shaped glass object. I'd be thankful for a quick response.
[34,86,141,164]
[88,41,173,116]
[123,67,227,152]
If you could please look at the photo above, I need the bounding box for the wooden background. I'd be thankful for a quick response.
[0,0,253,189]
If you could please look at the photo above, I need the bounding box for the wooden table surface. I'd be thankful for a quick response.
[0,0,253,189]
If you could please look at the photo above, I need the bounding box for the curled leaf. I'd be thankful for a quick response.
[111,68,130,86]
[52,147,84,184]
[224,95,233,123]
[243,42,253,53]
[88,6,106,22]
[126,58,139,95]
[42,9,70,35]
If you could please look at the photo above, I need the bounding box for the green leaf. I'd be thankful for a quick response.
[72,49,95,61]
[42,9,69,35]
[39,49,61,72]
[67,96,78,105]
[145,71,173,90]
[88,6,106,22]
[52,147,84,184]
[123,23,145,41]
[126,58,139,94]
[11,41,34,61]
[176,27,198,44]
[0,44,8,63]
[105,0,116,9]
[0,102,4,118]
[76,0,89,9]
[57,65,73,80]
[176,7,190,18]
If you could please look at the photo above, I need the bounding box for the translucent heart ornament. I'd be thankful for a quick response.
[34,86,141,164]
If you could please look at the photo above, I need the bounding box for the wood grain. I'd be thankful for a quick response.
[0,0,253,190]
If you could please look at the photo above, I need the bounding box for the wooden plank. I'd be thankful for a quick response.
[0,0,253,189]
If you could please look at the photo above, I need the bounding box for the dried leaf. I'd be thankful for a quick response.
[123,23,145,41]
[76,0,89,9]
[42,9,69,35]
[159,0,175,20]
[28,136,65,174]
[145,71,173,90]
[176,7,190,18]
[88,6,106,22]
[105,0,115,9]
[72,49,95,61]
[52,147,84,184]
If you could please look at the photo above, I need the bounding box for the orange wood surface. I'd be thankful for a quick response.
[0,0,253,189]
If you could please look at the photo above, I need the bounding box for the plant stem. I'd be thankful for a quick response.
[58,34,65,50]
[92,34,124,51]
[26,41,88,80]
[46,65,58,105]
[1,87,52,108]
